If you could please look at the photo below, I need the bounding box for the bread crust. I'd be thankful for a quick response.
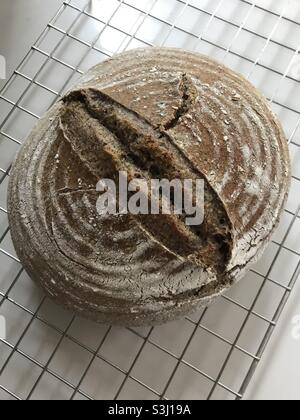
[8,48,291,326]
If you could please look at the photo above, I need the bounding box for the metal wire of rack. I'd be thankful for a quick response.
[0,0,300,400]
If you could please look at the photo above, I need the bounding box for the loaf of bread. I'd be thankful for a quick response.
[8,48,291,326]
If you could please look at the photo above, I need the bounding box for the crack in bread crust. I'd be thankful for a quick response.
[61,87,233,272]
[163,73,197,130]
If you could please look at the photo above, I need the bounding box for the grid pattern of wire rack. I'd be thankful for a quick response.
[0,0,300,400]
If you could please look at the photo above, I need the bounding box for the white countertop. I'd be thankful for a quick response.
[245,275,300,400]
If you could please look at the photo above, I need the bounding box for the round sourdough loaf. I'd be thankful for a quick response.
[8,48,291,326]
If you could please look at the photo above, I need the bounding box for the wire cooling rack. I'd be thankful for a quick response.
[0,0,300,401]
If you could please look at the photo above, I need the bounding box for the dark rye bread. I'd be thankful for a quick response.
[8,48,291,326]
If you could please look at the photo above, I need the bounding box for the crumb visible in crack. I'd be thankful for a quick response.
[164,73,196,131]
[61,86,233,273]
